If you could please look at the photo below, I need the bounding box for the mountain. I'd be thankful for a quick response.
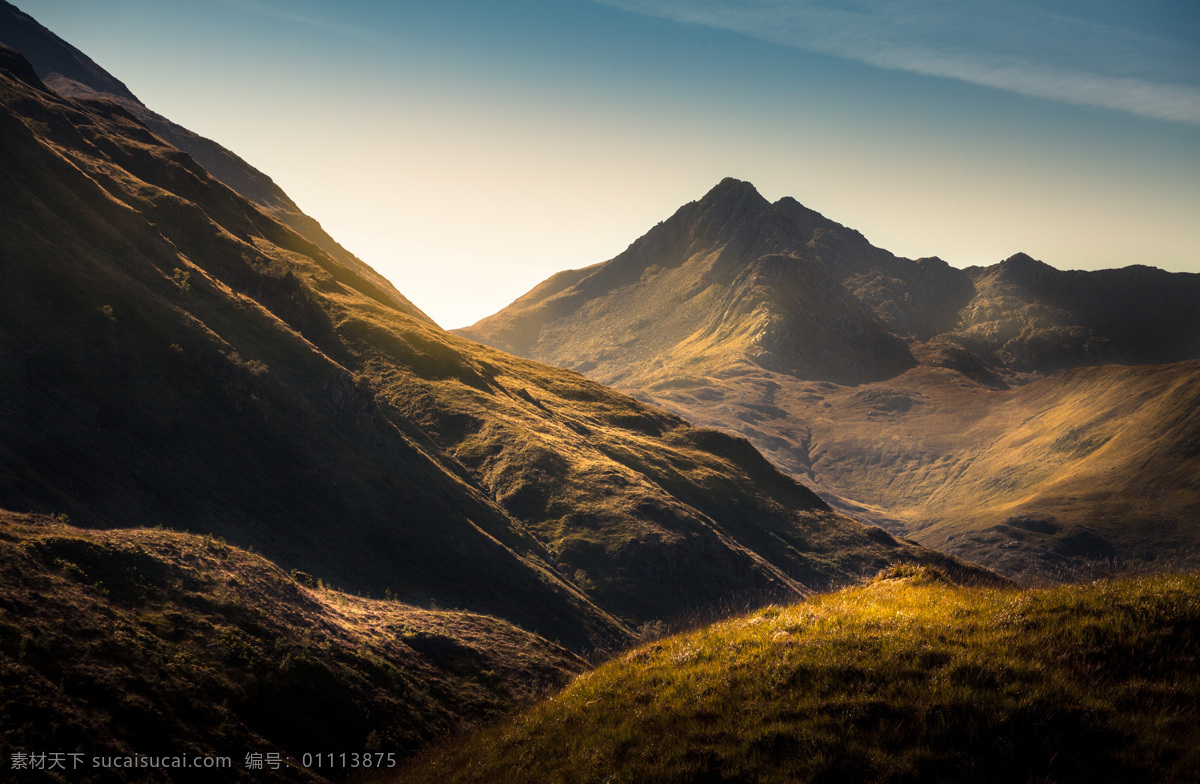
[0,0,431,324]
[940,253,1200,379]
[395,567,1200,784]
[0,24,1000,648]
[460,178,1200,386]
[461,178,931,387]
[0,23,1011,773]
[0,39,624,651]
[459,179,1200,579]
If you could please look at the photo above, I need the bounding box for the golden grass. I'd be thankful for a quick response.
[393,566,1200,783]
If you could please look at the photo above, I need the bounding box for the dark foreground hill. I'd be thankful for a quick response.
[459,179,1200,579]
[394,567,1200,784]
[0,511,584,782]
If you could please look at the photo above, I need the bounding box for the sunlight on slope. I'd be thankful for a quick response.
[394,566,1200,783]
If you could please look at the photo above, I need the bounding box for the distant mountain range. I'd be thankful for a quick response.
[460,178,1200,579]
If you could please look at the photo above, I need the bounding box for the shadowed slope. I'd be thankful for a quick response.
[0,511,585,782]
[0,46,623,648]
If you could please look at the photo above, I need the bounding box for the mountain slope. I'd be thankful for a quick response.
[459,179,1200,579]
[0,41,630,649]
[800,361,1200,576]
[395,567,1200,784]
[0,0,432,324]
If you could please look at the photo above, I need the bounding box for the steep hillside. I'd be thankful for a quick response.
[0,39,994,657]
[0,0,431,324]
[0,511,584,782]
[460,179,1200,579]
[0,37,622,648]
[395,567,1200,784]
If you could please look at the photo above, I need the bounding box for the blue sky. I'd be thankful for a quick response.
[18,0,1200,327]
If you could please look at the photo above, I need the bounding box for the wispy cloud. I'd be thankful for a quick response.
[593,0,1200,125]
[222,0,384,43]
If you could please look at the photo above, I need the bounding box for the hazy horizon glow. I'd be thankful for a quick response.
[16,0,1200,328]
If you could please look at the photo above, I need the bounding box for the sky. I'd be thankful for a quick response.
[16,0,1200,328]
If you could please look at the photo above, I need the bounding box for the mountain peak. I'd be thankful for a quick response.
[995,252,1055,285]
[1002,252,1044,267]
[699,177,767,207]
[710,176,760,193]
[679,177,771,239]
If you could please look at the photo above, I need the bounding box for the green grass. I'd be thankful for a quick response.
[393,565,1200,783]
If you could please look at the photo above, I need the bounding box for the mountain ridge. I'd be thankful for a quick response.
[0,0,434,325]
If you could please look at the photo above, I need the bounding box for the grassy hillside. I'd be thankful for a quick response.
[0,511,584,782]
[805,361,1200,575]
[394,567,1200,784]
